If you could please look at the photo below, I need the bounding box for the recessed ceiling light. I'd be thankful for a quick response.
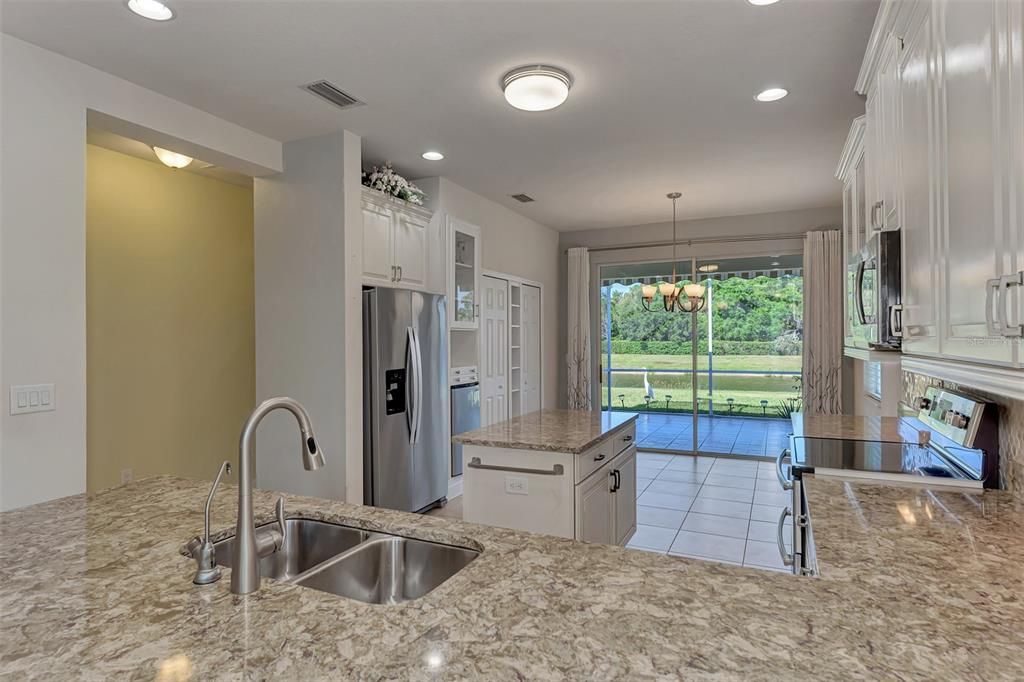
[755,87,788,102]
[771,261,781,266]
[127,0,175,21]
[748,0,781,5]
[153,146,193,169]
[502,65,573,112]
[422,151,444,161]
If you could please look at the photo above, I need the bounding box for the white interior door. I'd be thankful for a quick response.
[480,275,509,426]
[522,284,542,413]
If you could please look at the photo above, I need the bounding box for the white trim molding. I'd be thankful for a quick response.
[844,346,902,364]
[902,355,1024,401]
[835,115,866,181]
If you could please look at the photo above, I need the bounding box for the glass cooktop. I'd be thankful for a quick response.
[790,436,978,482]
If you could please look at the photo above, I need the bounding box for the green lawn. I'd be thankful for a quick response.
[605,353,801,372]
[599,352,801,417]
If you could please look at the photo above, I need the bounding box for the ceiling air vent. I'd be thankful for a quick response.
[510,193,535,203]
[302,80,365,111]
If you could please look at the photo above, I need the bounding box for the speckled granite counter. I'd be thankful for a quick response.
[3,475,1024,679]
[791,412,924,443]
[453,408,637,453]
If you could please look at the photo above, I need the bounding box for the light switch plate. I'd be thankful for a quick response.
[9,384,56,415]
[504,476,528,495]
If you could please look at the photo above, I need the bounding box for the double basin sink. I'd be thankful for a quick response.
[212,519,479,604]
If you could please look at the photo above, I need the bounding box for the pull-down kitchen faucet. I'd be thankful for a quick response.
[231,397,325,595]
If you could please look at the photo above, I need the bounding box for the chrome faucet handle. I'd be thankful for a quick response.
[193,460,231,585]
[275,496,287,545]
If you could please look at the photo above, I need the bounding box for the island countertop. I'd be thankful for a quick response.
[3,474,1024,679]
[452,408,638,453]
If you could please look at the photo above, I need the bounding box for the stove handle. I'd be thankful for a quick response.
[777,507,794,567]
[776,448,793,491]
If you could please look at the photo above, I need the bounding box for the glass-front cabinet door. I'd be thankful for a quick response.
[449,217,481,330]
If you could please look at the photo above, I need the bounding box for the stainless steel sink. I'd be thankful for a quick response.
[207,518,478,602]
[294,535,479,604]
[214,519,369,581]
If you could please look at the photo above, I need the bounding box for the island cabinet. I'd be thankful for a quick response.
[456,410,638,546]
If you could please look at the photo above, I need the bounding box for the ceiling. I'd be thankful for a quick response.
[0,0,877,231]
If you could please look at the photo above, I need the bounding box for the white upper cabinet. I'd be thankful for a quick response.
[360,188,437,293]
[848,0,1024,395]
[898,6,941,356]
[934,0,1019,365]
[361,198,394,286]
[392,210,429,289]
[448,217,482,330]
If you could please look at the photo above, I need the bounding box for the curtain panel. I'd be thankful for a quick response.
[566,247,592,410]
[802,230,844,414]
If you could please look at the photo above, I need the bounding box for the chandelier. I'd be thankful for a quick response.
[640,192,707,313]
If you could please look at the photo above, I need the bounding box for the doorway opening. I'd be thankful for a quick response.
[599,254,803,458]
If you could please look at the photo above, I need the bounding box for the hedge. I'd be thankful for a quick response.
[610,340,779,356]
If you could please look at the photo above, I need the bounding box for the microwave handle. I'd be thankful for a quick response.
[855,260,868,325]
[985,278,1003,336]
[888,304,903,338]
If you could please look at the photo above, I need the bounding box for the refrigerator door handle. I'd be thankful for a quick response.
[412,327,424,444]
[406,327,416,443]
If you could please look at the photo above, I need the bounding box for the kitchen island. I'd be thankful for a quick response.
[455,409,638,544]
[2,474,1024,679]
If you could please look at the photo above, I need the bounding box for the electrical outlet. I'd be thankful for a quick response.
[9,384,56,415]
[504,476,528,495]
[121,469,133,484]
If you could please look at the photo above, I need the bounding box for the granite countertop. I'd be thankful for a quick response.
[453,408,638,453]
[791,412,926,444]
[3,475,1024,679]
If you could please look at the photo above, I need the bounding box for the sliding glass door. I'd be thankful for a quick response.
[599,253,803,458]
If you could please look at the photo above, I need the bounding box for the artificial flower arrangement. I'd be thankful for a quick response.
[362,162,426,206]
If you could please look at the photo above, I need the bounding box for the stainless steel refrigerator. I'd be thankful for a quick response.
[362,287,449,513]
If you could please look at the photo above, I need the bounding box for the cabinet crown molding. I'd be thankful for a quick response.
[855,0,927,95]
[361,186,434,220]
[835,115,866,181]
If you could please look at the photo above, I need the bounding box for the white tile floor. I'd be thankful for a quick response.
[628,452,794,572]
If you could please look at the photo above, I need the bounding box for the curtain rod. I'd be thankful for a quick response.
[562,230,825,254]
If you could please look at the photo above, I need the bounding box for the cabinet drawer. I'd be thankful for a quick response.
[611,424,636,456]
[576,439,614,484]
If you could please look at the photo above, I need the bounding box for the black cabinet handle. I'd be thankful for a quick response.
[622,435,633,442]
[594,453,605,462]
[613,469,621,492]
[609,470,616,492]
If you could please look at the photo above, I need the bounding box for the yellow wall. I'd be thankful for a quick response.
[86,144,254,492]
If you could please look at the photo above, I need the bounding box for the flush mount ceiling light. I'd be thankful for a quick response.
[755,87,789,102]
[698,264,720,273]
[747,0,781,5]
[421,151,445,161]
[502,65,573,112]
[127,0,174,21]
[153,146,193,169]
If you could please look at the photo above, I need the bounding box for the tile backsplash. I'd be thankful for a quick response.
[902,371,1024,498]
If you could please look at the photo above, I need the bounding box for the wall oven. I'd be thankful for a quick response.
[850,230,902,349]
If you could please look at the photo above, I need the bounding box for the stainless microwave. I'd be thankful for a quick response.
[849,230,902,350]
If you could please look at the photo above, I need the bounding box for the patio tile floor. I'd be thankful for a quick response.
[627,412,791,458]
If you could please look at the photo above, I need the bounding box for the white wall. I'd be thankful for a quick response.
[0,35,282,510]
[418,177,561,408]
[253,131,362,502]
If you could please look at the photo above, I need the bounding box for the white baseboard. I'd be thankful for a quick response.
[447,475,463,500]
